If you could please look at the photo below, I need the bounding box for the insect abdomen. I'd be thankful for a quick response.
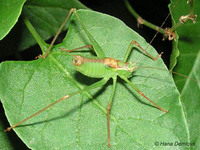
[73,56,117,78]
[72,55,134,78]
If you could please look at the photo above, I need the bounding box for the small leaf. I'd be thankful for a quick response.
[0,10,190,149]
[0,0,26,40]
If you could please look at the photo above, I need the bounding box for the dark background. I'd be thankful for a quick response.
[1,0,172,149]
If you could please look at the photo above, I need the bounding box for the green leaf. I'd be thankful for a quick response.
[0,0,87,59]
[0,0,26,40]
[0,10,191,149]
[179,52,200,149]
[169,0,200,149]
[169,0,200,91]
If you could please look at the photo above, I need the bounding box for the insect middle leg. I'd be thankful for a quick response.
[120,75,168,113]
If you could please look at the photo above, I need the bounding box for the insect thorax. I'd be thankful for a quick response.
[72,55,135,78]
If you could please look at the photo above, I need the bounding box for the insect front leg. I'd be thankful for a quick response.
[60,45,93,53]
[38,8,106,59]
[123,40,163,62]
[38,8,76,59]
[72,9,106,58]
[58,8,107,58]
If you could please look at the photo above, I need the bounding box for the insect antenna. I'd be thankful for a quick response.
[135,66,200,84]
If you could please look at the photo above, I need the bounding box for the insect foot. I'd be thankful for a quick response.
[35,54,46,59]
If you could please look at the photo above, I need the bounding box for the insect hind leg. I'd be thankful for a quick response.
[107,77,117,147]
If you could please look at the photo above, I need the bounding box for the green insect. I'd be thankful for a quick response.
[4,8,177,148]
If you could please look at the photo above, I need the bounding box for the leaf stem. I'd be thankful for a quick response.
[23,17,48,54]
[188,0,194,17]
[125,0,196,41]
[124,0,165,34]
[169,22,182,33]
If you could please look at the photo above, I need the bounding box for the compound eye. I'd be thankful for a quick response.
[73,58,82,66]
[72,55,83,66]
[73,59,78,64]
